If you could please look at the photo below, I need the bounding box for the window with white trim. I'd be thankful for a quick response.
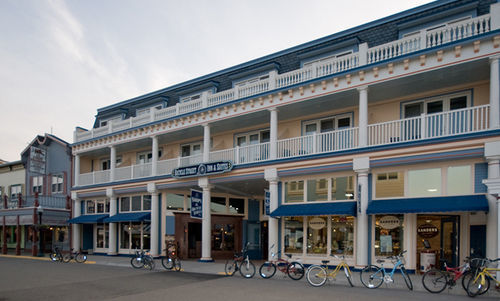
[136,149,162,164]
[101,156,123,170]
[235,129,270,147]
[136,104,163,116]
[180,90,213,103]
[51,174,64,194]
[181,142,202,157]
[302,114,352,135]
[10,184,22,199]
[100,116,121,127]
[302,51,354,68]
[234,74,269,88]
[32,176,43,194]
[119,195,151,212]
[402,91,471,118]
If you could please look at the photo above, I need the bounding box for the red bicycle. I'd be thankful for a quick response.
[421,257,479,293]
[259,245,305,280]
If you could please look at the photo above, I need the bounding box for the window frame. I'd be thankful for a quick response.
[401,91,471,119]
[51,174,64,194]
[10,184,22,199]
[283,173,356,204]
[119,194,152,213]
[302,113,353,136]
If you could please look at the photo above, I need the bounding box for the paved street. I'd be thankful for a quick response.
[0,256,499,301]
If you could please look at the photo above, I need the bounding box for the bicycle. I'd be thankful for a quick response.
[259,245,304,280]
[360,250,413,290]
[421,257,476,293]
[466,257,499,297]
[62,248,87,263]
[161,245,181,272]
[130,250,155,270]
[225,242,255,278]
[49,247,64,262]
[306,255,354,287]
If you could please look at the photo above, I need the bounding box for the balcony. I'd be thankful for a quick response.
[76,105,491,186]
[74,14,492,143]
[1,195,70,210]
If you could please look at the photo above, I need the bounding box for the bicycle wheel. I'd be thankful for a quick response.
[173,258,181,272]
[400,267,413,291]
[144,258,155,270]
[360,265,384,289]
[75,253,87,263]
[162,257,174,270]
[306,265,327,287]
[467,273,491,297]
[462,270,489,296]
[50,252,61,262]
[131,257,144,269]
[225,260,237,276]
[344,266,354,287]
[287,262,305,280]
[239,260,255,278]
[259,262,276,279]
[422,269,447,293]
[62,253,72,263]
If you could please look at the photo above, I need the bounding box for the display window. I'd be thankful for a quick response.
[284,217,304,253]
[331,216,354,255]
[374,215,404,257]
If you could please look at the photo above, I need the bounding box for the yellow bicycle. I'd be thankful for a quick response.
[466,258,499,297]
[306,255,354,287]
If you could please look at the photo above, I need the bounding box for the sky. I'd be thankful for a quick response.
[0,0,434,162]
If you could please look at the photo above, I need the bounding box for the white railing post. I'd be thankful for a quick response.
[236,146,240,164]
[92,172,96,185]
[268,70,277,90]
[358,43,368,66]
[108,121,113,134]
[419,30,427,50]
[175,103,180,116]
[150,108,155,122]
[110,145,116,182]
[420,113,427,139]
[491,3,500,31]
[312,133,317,154]
[201,91,208,108]
[74,154,80,187]
[203,124,210,162]
[490,55,500,129]
[312,62,318,78]
[152,136,158,176]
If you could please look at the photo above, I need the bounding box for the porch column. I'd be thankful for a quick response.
[358,86,369,147]
[74,154,80,187]
[110,146,116,182]
[151,136,159,176]
[148,183,159,257]
[71,192,81,251]
[198,177,213,261]
[265,168,279,260]
[203,124,210,162]
[490,55,500,129]
[354,157,370,267]
[269,108,278,160]
[107,188,117,255]
[485,141,500,259]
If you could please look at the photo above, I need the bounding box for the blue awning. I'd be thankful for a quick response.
[103,212,151,223]
[366,195,489,214]
[270,202,357,217]
[67,214,109,224]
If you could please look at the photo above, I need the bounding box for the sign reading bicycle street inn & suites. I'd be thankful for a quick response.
[172,161,233,179]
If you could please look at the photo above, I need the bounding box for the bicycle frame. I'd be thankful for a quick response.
[374,258,404,281]
[323,261,352,279]
[473,267,500,286]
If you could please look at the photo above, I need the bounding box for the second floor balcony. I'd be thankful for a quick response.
[0,195,71,210]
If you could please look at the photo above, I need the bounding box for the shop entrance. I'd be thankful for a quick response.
[188,222,202,258]
[417,215,459,272]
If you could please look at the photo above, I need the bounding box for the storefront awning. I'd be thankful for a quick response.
[366,195,489,214]
[270,202,357,217]
[103,212,151,223]
[67,214,109,224]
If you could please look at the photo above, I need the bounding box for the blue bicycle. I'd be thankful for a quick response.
[360,250,413,290]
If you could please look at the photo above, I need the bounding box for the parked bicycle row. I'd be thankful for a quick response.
[130,241,182,271]
[49,247,87,263]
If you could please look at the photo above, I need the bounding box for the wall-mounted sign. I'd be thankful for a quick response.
[379,215,401,230]
[172,161,233,179]
[190,189,203,219]
[308,217,326,230]
[29,146,46,174]
[417,223,439,238]
[264,189,270,215]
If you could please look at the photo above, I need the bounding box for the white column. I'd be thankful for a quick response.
[107,188,117,255]
[358,86,369,147]
[71,192,81,251]
[265,168,279,260]
[490,55,500,129]
[151,136,158,176]
[354,157,370,267]
[199,177,212,261]
[148,183,159,257]
[110,146,116,182]
[269,108,278,160]
[403,214,417,270]
[486,159,499,259]
[203,124,210,162]
[74,154,80,186]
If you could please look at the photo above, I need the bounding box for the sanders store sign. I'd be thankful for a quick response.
[172,161,233,179]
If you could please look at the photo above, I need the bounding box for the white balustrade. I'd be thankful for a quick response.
[94,170,110,183]
[367,35,421,64]
[368,116,422,145]
[155,106,177,120]
[157,158,178,175]
[209,148,236,162]
[237,78,270,98]
[93,126,109,137]
[132,163,152,178]
[426,14,490,47]
[276,66,313,89]
[115,166,132,181]
[207,89,235,107]
[76,131,92,141]
[111,118,131,132]
[178,154,203,167]
[78,172,94,186]
[131,114,151,127]
[316,53,359,77]
[178,98,203,115]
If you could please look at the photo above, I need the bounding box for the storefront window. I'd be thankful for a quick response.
[96,224,107,249]
[86,200,95,213]
[284,217,303,253]
[143,195,151,211]
[375,215,404,256]
[167,193,185,211]
[331,216,354,255]
[131,222,142,249]
[131,196,142,211]
[332,176,354,200]
[120,223,130,249]
[408,168,441,197]
[142,223,150,250]
[96,201,105,213]
[307,179,328,202]
[375,172,404,198]
[307,216,327,254]
[120,197,130,212]
[212,224,235,251]
[447,165,471,195]
[285,181,304,203]
[229,198,244,214]
[211,197,226,213]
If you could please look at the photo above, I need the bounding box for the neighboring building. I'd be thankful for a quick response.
[71,0,500,272]
[1,134,73,255]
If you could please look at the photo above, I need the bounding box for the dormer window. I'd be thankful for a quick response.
[136,104,163,116]
[234,74,269,88]
[180,90,213,103]
[303,51,353,68]
[100,116,121,127]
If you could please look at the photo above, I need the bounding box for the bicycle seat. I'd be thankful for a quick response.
[376,259,385,264]
[321,260,330,265]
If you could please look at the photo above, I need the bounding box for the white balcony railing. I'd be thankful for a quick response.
[74,14,493,143]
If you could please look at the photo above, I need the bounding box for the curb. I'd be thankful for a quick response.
[0,254,96,264]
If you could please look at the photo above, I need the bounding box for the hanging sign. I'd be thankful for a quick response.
[190,189,203,219]
[29,146,46,174]
[308,217,326,230]
[417,223,439,238]
[379,215,401,230]
[172,161,233,179]
[264,189,270,215]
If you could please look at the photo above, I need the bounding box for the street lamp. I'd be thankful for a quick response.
[37,206,44,257]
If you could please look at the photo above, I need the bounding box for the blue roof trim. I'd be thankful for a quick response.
[270,201,357,217]
[366,195,489,214]
[67,214,109,224]
[94,0,464,113]
[103,212,151,223]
